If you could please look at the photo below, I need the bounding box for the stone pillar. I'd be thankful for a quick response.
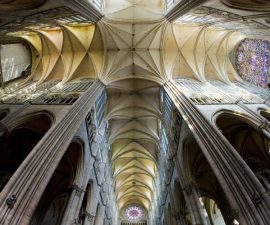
[174,212,187,225]
[61,184,85,225]
[0,80,104,225]
[164,81,270,225]
[218,194,237,225]
[183,182,210,225]
[84,211,95,225]
[173,155,209,225]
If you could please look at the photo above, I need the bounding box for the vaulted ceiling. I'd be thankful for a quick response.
[0,0,269,218]
[101,0,164,214]
[106,79,161,211]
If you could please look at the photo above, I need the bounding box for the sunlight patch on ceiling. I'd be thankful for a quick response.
[103,0,165,21]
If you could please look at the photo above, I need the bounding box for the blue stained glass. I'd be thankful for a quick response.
[236,38,270,88]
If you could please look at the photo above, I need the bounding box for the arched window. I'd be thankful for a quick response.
[1,43,31,83]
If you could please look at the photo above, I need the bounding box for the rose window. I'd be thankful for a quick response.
[236,38,270,88]
[124,206,144,221]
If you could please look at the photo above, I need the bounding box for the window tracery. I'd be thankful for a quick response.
[236,38,270,88]
[124,206,144,221]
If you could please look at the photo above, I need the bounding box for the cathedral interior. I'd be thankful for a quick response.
[0,0,270,225]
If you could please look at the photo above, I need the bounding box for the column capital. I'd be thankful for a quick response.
[173,212,185,221]
[85,210,95,222]
[71,184,84,197]
[183,181,198,194]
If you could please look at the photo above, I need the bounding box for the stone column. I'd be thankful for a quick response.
[61,184,85,225]
[0,80,104,225]
[164,80,270,225]
[84,211,95,225]
[173,156,209,225]
[218,193,238,225]
[183,182,210,225]
[174,212,187,225]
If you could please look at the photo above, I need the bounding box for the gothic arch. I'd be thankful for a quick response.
[215,111,270,193]
[260,110,270,122]
[182,136,231,225]
[0,109,9,120]
[7,110,54,131]
[0,111,53,191]
[213,109,261,130]
[30,139,84,225]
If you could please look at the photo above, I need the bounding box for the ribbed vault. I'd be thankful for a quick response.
[103,0,164,22]
[0,0,269,222]
[99,19,166,85]
[8,23,103,85]
[106,79,161,212]
[162,23,246,83]
[100,2,165,214]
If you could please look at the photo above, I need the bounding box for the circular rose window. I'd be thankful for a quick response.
[124,205,144,221]
[236,38,270,88]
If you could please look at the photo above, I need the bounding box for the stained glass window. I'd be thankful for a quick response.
[1,43,31,83]
[124,206,144,221]
[236,38,270,88]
